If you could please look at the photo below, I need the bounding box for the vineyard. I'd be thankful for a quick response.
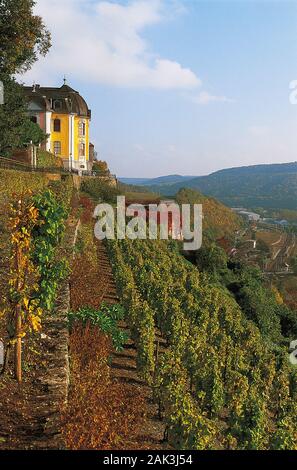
[3,0,297,456]
[106,237,297,450]
[1,172,297,450]
[0,171,73,448]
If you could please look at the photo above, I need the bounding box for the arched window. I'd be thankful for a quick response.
[53,118,61,132]
[78,120,86,137]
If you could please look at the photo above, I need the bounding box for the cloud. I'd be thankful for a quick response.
[191,91,234,105]
[22,0,200,90]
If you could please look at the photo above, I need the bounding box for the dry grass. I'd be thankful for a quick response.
[256,231,282,246]
[61,323,146,450]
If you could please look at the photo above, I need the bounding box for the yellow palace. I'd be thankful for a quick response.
[23,80,92,171]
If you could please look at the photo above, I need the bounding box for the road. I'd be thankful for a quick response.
[267,233,296,273]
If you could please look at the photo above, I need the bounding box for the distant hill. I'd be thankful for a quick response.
[119,177,152,185]
[119,174,197,187]
[140,162,297,210]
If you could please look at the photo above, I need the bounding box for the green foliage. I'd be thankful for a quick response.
[92,160,109,175]
[0,76,28,157]
[256,238,270,255]
[106,237,297,450]
[0,0,50,157]
[19,119,47,146]
[117,181,157,196]
[0,169,47,207]
[68,304,129,351]
[0,0,51,75]
[196,243,228,275]
[48,176,73,212]
[0,77,46,156]
[37,150,62,168]
[81,177,119,203]
[31,189,68,311]
[225,262,296,341]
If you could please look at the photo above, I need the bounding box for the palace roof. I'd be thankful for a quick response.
[23,83,91,118]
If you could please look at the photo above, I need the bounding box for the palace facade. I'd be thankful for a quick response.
[23,81,92,171]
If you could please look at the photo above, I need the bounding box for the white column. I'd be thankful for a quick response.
[45,111,52,152]
[68,115,72,170]
[68,114,75,170]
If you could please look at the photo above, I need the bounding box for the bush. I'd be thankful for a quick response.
[81,177,119,203]
[31,189,69,311]
[37,149,63,168]
[68,303,128,351]
[92,160,109,175]
[48,176,73,212]
[0,169,48,208]
[20,120,47,147]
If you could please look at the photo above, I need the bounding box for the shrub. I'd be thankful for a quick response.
[92,160,109,175]
[48,176,73,212]
[31,189,69,311]
[37,149,63,168]
[81,177,119,203]
[68,304,128,351]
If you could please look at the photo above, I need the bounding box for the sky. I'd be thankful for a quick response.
[22,0,297,177]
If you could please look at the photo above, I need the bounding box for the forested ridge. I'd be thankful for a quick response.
[144,162,297,210]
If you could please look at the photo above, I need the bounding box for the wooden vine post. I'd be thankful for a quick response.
[15,304,22,383]
[12,199,26,383]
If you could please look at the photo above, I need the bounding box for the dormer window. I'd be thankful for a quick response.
[53,118,61,132]
[53,99,62,110]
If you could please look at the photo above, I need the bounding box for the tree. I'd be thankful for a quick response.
[0,77,47,156]
[0,0,51,156]
[0,0,51,76]
[0,76,28,156]
[196,244,228,275]
[92,160,110,175]
[19,119,47,146]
